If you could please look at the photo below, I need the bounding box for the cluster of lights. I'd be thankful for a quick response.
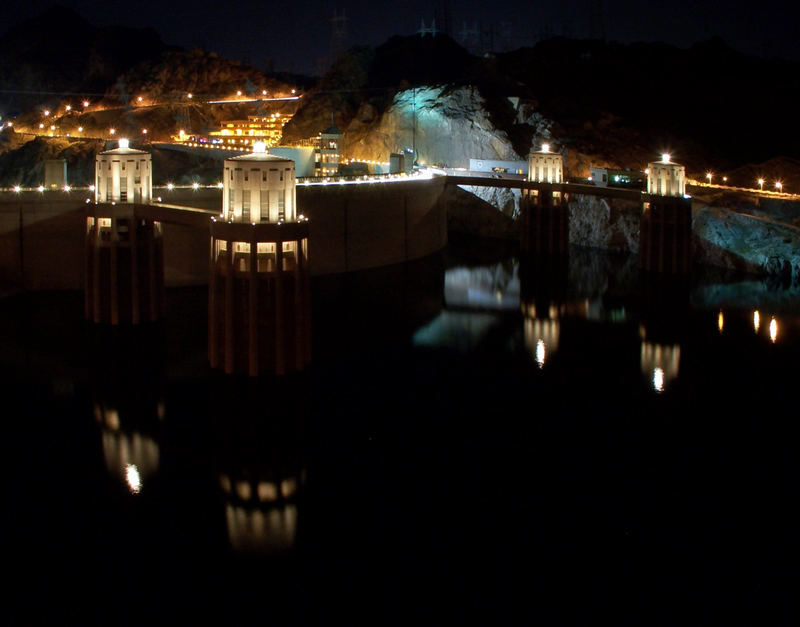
[12,184,72,193]
[301,170,431,187]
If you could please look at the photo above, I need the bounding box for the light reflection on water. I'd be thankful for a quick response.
[3,246,800,622]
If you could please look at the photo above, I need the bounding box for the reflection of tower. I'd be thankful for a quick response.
[211,384,307,555]
[209,142,311,376]
[520,255,567,369]
[94,395,164,495]
[89,328,166,496]
[638,272,690,393]
[86,139,164,324]
[520,143,568,257]
[640,153,691,274]
[330,9,348,65]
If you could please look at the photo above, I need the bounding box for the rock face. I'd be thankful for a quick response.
[346,86,531,168]
[692,206,800,282]
[568,195,641,253]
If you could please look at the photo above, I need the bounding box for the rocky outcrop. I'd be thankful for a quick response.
[443,184,518,240]
[692,206,800,282]
[346,86,533,168]
[568,195,640,252]
[459,185,521,220]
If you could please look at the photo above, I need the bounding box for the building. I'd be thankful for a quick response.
[469,158,527,176]
[209,142,311,376]
[94,139,153,203]
[267,146,316,178]
[528,143,563,184]
[589,167,645,189]
[315,118,344,176]
[646,154,685,197]
[86,139,164,324]
[639,153,691,274]
[209,114,290,148]
[520,143,568,256]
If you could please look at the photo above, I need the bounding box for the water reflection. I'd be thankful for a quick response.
[413,258,518,351]
[639,333,680,393]
[89,327,166,495]
[209,381,307,555]
[5,243,800,621]
[94,401,161,494]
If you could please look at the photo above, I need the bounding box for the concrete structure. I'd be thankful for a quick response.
[390,152,406,174]
[209,143,311,376]
[640,154,692,274]
[520,144,568,256]
[268,147,316,178]
[646,154,685,197]
[221,148,297,222]
[44,159,67,190]
[95,139,152,204]
[85,139,164,324]
[528,144,563,184]
[315,118,344,176]
[469,159,527,176]
[589,167,645,189]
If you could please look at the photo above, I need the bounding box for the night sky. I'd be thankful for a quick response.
[3,0,798,76]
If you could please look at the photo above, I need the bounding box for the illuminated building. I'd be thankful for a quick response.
[315,117,344,176]
[646,153,685,197]
[640,153,691,274]
[85,139,164,324]
[469,158,527,176]
[520,143,568,256]
[94,139,153,203]
[209,114,290,147]
[209,142,311,376]
[589,166,645,189]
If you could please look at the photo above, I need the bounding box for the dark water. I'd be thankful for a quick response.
[2,242,797,625]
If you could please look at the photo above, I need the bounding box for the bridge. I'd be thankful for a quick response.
[442,173,644,201]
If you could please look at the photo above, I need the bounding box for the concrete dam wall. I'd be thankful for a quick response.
[0,176,448,293]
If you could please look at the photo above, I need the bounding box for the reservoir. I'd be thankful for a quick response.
[2,239,796,624]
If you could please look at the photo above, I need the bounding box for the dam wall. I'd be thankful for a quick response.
[0,176,447,293]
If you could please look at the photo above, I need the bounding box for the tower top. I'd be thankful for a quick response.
[99,139,148,155]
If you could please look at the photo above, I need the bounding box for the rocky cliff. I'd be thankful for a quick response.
[344,85,554,169]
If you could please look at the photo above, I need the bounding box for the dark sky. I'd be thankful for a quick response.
[4,1,799,76]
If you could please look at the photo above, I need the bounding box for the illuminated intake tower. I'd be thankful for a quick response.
[85,139,164,324]
[520,143,568,256]
[639,153,691,274]
[209,143,311,376]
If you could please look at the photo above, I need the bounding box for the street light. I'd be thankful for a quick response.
[706,172,712,184]
[775,181,783,193]
[758,178,764,191]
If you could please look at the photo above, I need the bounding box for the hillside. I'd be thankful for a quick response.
[2,8,799,191]
[0,4,171,116]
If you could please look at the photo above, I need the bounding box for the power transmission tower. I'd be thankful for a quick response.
[434,0,453,38]
[588,0,606,41]
[330,9,349,66]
